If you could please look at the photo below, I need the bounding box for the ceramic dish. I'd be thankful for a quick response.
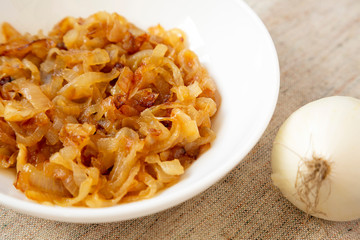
[0,0,279,223]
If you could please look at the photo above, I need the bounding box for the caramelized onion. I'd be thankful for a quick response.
[0,12,219,207]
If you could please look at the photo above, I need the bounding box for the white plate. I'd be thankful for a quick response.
[0,0,279,223]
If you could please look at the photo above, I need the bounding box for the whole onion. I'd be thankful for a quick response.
[272,96,360,221]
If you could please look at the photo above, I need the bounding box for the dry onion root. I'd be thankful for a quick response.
[0,12,219,207]
[272,96,360,221]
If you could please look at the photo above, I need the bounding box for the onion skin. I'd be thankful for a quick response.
[272,96,360,221]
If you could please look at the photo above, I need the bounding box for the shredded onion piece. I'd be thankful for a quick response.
[13,78,52,111]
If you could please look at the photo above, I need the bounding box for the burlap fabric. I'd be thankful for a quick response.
[1,0,360,239]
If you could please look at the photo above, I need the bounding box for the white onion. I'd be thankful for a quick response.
[272,96,360,221]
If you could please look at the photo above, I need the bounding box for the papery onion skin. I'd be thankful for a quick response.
[272,96,360,221]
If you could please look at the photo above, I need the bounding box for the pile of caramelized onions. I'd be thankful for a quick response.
[0,12,219,207]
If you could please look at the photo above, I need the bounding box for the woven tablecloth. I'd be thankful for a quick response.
[1,0,360,239]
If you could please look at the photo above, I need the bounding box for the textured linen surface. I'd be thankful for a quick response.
[1,0,360,239]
